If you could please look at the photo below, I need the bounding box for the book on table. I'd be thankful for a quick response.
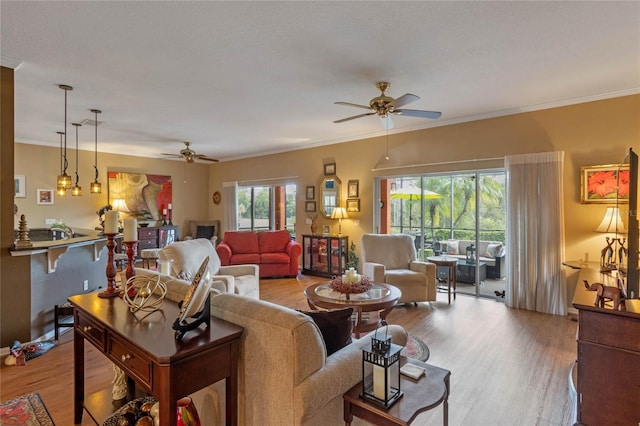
[400,363,426,380]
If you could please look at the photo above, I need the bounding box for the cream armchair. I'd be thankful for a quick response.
[135,238,259,300]
[361,233,436,304]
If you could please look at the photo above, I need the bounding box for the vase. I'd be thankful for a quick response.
[311,220,318,235]
[176,397,201,426]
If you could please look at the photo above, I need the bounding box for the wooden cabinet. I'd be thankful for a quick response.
[133,225,177,257]
[572,267,640,425]
[302,235,348,277]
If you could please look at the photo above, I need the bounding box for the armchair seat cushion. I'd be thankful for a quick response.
[385,269,428,287]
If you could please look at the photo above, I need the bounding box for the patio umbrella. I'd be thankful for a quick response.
[390,186,441,232]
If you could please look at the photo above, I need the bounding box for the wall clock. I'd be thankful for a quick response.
[212,191,221,205]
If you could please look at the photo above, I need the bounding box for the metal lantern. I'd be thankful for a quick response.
[361,327,403,407]
[466,243,476,264]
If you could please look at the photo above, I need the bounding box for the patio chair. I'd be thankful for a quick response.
[361,233,437,304]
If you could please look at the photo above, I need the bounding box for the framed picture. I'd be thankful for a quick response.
[306,185,315,200]
[323,225,330,235]
[580,164,629,204]
[324,163,336,176]
[14,175,26,198]
[305,201,316,212]
[346,198,360,212]
[37,189,54,205]
[347,180,359,198]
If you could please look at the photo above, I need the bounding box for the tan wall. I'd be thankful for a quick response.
[14,144,211,239]
[209,95,640,265]
[12,95,640,268]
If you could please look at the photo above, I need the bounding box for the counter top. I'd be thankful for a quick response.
[11,228,108,253]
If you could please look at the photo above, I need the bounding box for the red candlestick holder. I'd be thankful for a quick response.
[122,241,139,298]
[98,233,120,298]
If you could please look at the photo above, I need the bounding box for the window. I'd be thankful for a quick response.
[237,184,297,234]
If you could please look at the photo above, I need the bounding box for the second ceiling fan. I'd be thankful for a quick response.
[162,141,219,163]
[334,81,441,130]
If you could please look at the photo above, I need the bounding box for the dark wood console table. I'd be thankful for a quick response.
[69,292,243,425]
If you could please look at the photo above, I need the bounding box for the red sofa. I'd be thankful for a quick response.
[215,230,302,278]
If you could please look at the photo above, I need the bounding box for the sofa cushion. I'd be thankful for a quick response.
[299,308,354,356]
[230,253,261,265]
[196,225,215,240]
[260,252,291,264]
[485,242,504,258]
[224,231,260,254]
[258,230,291,253]
[445,240,459,255]
[160,238,221,277]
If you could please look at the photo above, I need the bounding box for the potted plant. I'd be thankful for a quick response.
[133,210,154,227]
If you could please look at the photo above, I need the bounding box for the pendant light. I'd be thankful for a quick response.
[56,131,67,196]
[90,109,102,194]
[57,85,73,190]
[71,122,82,196]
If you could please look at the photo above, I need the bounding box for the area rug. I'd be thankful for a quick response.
[401,334,430,362]
[0,392,55,425]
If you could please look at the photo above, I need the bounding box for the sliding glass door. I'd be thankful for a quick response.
[377,169,505,299]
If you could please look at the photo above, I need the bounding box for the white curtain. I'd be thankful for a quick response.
[222,181,238,232]
[505,151,566,315]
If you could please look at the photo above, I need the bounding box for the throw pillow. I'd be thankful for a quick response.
[446,240,459,255]
[196,225,215,240]
[298,308,354,356]
[485,243,504,258]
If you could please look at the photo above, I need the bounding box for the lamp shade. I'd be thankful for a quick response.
[112,198,128,212]
[595,207,627,234]
[331,207,349,220]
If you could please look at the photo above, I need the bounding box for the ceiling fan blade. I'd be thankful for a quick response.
[394,109,441,119]
[162,153,182,158]
[333,112,375,123]
[380,116,395,130]
[195,155,219,163]
[388,93,419,109]
[335,102,372,111]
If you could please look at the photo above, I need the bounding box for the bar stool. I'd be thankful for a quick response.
[54,303,74,340]
[140,248,161,269]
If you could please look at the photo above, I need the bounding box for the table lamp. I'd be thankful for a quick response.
[595,206,626,271]
[331,207,349,236]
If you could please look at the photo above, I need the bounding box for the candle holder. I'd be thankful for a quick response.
[168,208,173,226]
[123,241,138,298]
[162,214,168,226]
[98,233,120,298]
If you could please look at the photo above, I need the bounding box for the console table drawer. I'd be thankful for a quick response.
[108,335,152,388]
[76,312,106,350]
[138,228,157,240]
[138,238,158,250]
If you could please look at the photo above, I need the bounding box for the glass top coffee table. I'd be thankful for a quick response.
[304,282,401,338]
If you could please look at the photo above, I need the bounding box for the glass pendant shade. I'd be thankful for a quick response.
[56,186,67,197]
[59,85,73,190]
[90,109,102,194]
[71,122,82,196]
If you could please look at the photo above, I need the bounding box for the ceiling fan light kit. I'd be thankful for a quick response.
[334,81,441,129]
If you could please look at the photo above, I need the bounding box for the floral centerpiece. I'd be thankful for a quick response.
[330,267,373,295]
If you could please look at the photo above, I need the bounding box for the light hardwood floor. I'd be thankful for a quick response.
[0,274,577,425]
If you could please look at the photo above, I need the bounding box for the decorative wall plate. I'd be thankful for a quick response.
[212,191,221,205]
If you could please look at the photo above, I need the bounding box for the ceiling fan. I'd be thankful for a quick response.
[162,141,219,163]
[334,81,441,130]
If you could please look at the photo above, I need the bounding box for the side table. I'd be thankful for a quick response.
[427,256,457,304]
[343,357,451,426]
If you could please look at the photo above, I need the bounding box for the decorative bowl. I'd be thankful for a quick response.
[329,275,373,294]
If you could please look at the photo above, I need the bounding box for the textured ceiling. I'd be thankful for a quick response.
[2,1,639,162]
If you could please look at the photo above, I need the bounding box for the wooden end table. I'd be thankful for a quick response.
[69,292,243,426]
[304,282,401,338]
[427,256,457,304]
[343,357,451,426]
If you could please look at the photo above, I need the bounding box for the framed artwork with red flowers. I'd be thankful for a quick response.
[580,164,629,204]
